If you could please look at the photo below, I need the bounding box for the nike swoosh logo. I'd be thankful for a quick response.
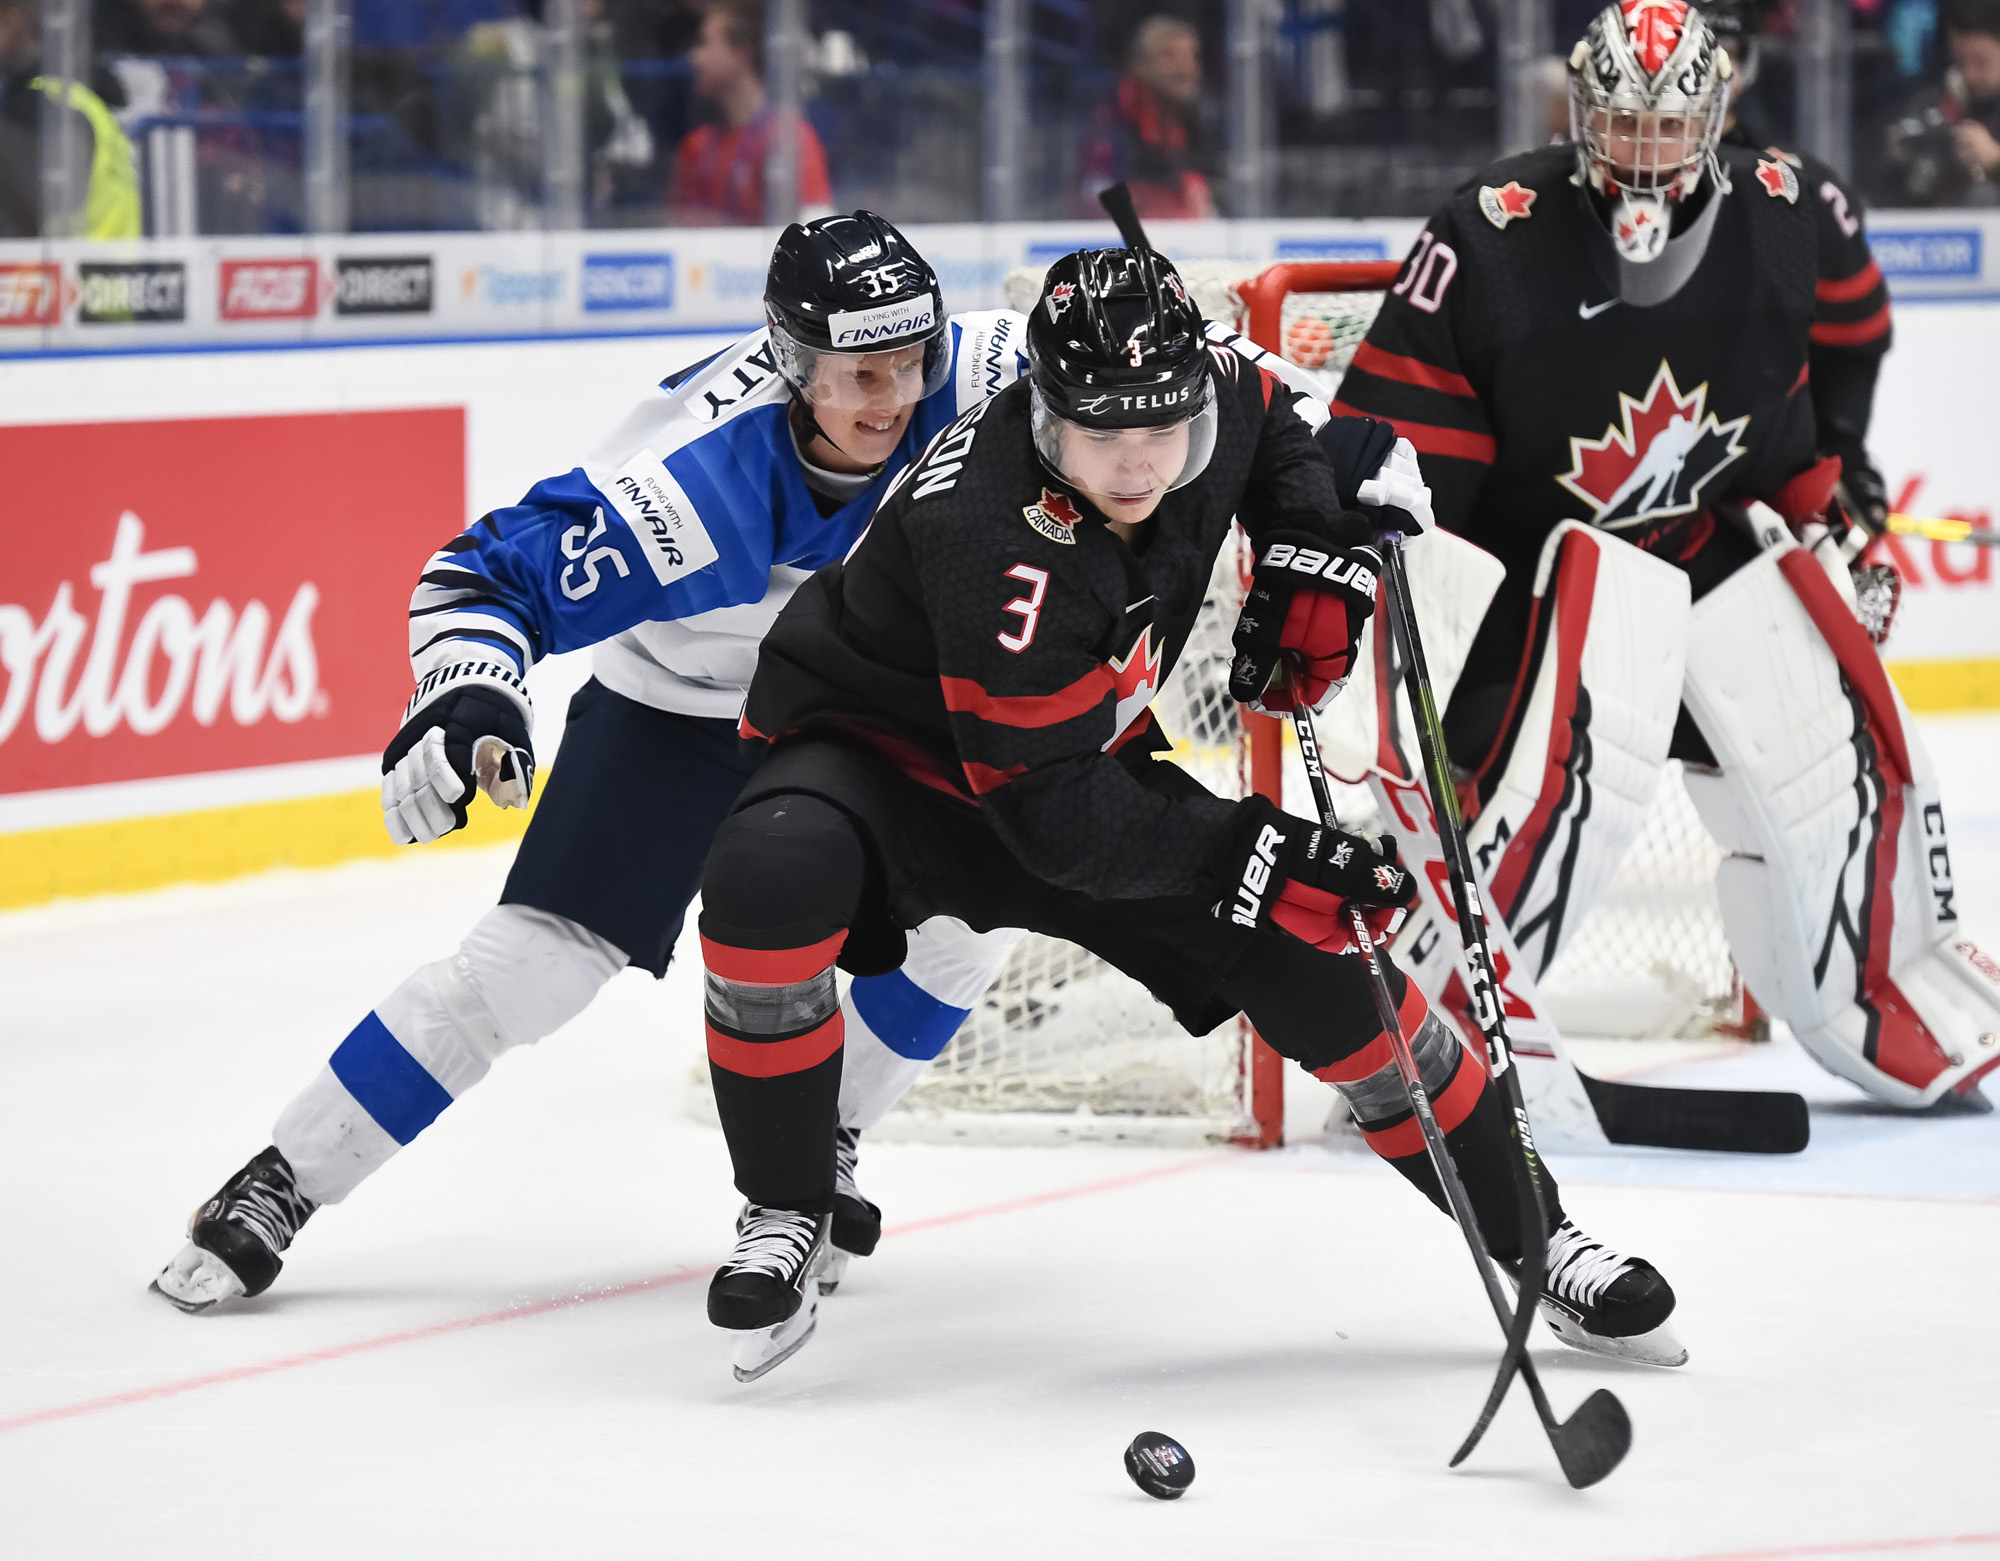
[1127,595,1156,611]
[1578,298,1620,320]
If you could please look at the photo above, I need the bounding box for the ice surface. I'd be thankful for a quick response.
[4,722,2000,1559]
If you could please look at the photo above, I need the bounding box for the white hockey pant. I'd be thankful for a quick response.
[273,906,1025,1206]
[1683,542,2000,1107]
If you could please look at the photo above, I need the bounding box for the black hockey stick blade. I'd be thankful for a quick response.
[1579,1073,1811,1154]
[1098,182,1153,253]
[1547,1388,1633,1489]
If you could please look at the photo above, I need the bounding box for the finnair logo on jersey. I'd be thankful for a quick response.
[827,294,937,348]
[602,448,720,587]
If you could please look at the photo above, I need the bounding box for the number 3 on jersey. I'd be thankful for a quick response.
[998,563,1049,653]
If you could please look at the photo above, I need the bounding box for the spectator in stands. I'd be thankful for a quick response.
[666,0,830,225]
[225,0,305,57]
[1079,14,1218,220]
[0,0,139,239]
[1884,0,2000,204]
[95,0,242,57]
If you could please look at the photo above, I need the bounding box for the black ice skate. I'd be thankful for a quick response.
[1511,1218,1686,1368]
[150,1146,318,1314]
[708,1204,830,1382]
[822,1126,882,1295]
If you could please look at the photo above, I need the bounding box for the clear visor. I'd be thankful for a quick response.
[1029,379,1218,500]
[767,316,952,412]
[1571,87,1728,195]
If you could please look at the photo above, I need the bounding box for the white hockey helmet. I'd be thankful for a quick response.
[1569,3,1732,259]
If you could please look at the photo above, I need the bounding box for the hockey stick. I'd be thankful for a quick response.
[1374,536,1640,1476]
[1886,512,2000,546]
[1290,686,1631,1489]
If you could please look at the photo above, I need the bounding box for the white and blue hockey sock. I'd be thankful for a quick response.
[272,905,626,1205]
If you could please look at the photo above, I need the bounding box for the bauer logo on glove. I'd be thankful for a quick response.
[1229,531,1383,716]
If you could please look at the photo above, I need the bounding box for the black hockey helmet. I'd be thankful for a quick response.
[1026,246,1217,494]
[765,210,951,411]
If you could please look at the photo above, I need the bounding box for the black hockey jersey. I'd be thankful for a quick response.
[744,345,1364,905]
[1333,142,1871,587]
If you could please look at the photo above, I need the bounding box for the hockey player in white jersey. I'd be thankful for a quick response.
[152,213,1032,1313]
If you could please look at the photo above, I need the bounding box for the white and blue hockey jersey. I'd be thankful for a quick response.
[406,310,1030,725]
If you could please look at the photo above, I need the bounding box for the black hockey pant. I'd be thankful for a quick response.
[697,791,1564,1261]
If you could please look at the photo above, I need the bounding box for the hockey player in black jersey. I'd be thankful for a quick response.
[1333,1,2000,1121]
[693,241,1686,1380]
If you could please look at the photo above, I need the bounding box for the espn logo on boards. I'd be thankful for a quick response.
[335,256,433,315]
[77,262,186,324]
[582,253,674,312]
[219,259,321,321]
[0,262,63,327]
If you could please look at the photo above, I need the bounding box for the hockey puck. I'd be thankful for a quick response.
[1123,1432,1195,1500]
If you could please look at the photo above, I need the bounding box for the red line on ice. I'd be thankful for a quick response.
[0,1155,1214,1436]
[1627,1532,2000,1560]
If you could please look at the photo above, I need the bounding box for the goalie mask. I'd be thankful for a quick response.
[1026,246,1218,503]
[1569,2,1732,269]
[764,210,952,416]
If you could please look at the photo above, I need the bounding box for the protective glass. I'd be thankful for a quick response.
[1029,379,1218,498]
[767,315,953,411]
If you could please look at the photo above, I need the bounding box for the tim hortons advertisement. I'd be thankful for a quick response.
[0,410,463,795]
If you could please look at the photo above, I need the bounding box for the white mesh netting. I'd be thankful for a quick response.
[878,263,1738,1141]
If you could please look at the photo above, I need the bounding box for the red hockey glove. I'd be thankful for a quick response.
[1229,532,1383,715]
[1219,805,1417,955]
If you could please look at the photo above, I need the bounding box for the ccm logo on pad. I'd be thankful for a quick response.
[602,448,720,586]
[1259,542,1378,599]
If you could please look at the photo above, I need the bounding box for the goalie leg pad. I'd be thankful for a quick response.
[1456,523,1690,980]
[840,917,1027,1130]
[1683,542,2000,1106]
[274,906,626,1204]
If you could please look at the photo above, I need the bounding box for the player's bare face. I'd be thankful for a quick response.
[803,345,926,469]
[1592,108,1699,189]
[1061,421,1191,524]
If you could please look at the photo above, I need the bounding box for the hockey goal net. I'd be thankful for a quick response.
[875,259,1739,1147]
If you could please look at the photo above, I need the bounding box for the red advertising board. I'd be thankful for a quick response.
[218,259,324,321]
[0,409,464,795]
[0,263,65,327]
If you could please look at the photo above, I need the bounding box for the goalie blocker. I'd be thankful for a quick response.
[1365,515,2000,1110]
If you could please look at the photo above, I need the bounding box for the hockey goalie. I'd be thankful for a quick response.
[1327,0,2000,1120]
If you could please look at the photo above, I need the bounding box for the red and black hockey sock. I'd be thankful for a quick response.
[699,795,868,1214]
[1317,1002,1563,1263]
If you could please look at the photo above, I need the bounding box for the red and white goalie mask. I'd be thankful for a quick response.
[1569,1,1733,263]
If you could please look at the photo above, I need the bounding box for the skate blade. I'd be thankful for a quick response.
[731,1294,820,1383]
[150,1243,246,1315]
[818,1249,851,1295]
[1543,1305,1688,1368]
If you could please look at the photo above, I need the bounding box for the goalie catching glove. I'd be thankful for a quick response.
[380,683,534,845]
[1220,799,1418,955]
[1229,532,1383,715]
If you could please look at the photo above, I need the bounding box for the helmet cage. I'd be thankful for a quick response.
[1569,4,1731,200]
[1028,375,1219,497]
[766,310,952,412]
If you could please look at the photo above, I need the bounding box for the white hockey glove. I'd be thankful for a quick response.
[380,683,534,845]
[1355,437,1434,536]
[1314,416,1431,539]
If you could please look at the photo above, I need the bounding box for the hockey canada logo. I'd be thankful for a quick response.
[1045,281,1075,320]
[1478,181,1536,230]
[1557,360,1750,530]
[1104,622,1165,748]
[1022,487,1081,544]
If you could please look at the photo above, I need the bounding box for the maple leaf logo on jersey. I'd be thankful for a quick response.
[1479,181,1537,230]
[1103,623,1165,749]
[1046,282,1075,320]
[1557,360,1750,530]
[1022,487,1082,544]
[1756,157,1799,203]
